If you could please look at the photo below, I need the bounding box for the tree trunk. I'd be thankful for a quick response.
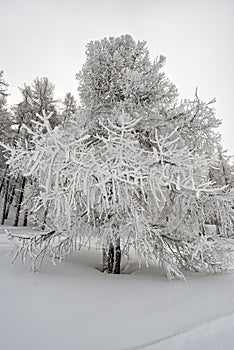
[0,166,8,196]
[0,176,5,196]
[23,209,28,226]
[14,177,26,227]
[113,237,121,274]
[103,247,108,272]
[108,242,115,273]
[1,178,9,225]
[5,182,16,220]
[41,201,49,230]
[102,239,121,274]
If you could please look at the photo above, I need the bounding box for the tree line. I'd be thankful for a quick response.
[0,74,77,226]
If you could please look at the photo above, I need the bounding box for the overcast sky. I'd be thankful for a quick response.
[1,0,233,153]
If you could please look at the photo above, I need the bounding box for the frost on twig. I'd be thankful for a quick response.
[6,229,72,272]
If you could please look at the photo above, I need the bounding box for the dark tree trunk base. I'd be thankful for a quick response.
[114,239,121,274]
[103,238,121,274]
[23,209,28,227]
[14,177,26,227]
[1,178,9,225]
[5,183,16,220]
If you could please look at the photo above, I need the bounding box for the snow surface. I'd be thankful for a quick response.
[1,225,234,350]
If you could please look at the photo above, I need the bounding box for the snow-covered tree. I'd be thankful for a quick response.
[4,108,234,278]
[0,72,12,142]
[77,35,177,124]
[15,77,58,133]
[0,70,8,103]
[209,146,234,186]
[0,71,18,225]
[1,77,59,227]
[2,35,234,279]
[61,92,77,125]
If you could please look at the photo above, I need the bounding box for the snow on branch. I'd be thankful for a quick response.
[2,109,234,279]
[6,229,73,272]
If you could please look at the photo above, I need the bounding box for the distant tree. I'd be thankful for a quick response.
[15,77,58,133]
[0,71,12,140]
[1,77,58,226]
[215,146,234,186]
[0,70,8,102]
[0,71,16,224]
[61,92,77,125]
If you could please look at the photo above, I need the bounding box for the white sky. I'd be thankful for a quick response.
[1,0,233,153]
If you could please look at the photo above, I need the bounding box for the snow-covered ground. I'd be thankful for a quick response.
[1,225,234,350]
